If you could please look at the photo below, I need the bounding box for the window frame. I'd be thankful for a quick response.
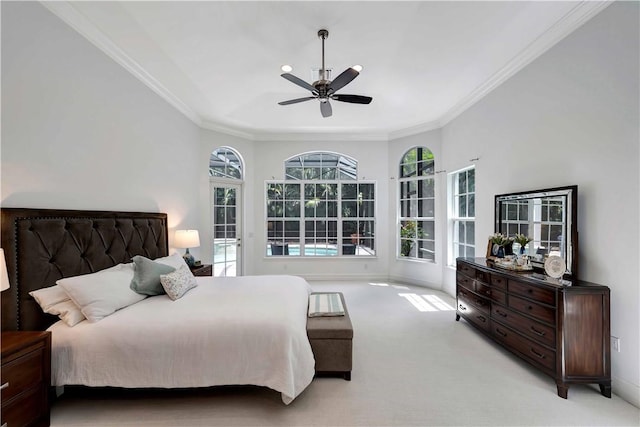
[448,166,475,266]
[398,147,436,262]
[266,152,376,258]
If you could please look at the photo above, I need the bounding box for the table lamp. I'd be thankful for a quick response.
[174,230,200,267]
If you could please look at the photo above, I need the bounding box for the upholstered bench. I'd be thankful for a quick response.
[307,292,353,380]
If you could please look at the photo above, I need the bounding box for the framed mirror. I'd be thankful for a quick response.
[495,185,577,278]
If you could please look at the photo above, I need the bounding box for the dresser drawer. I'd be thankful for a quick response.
[508,295,556,325]
[476,282,506,305]
[509,280,555,305]
[492,323,556,372]
[492,304,556,348]
[458,296,490,332]
[490,275,507,290]
[1,346,44,402]
[457,262,475,278]
[475,270,490,285]
[456,274,474,292]
[457,286,473,302]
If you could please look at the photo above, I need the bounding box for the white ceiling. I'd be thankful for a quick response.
[45,1,609,140]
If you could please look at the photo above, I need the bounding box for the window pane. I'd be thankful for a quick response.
[419,199,434,217]
[342,201,357,217]
[342,184,357,199]
[359,201,375,217]
[468,169,475,192]
[359,183,375,199]
[267,184,283,200]
[468,194,475,217]
[284,201,300,217]
[458,222,465,243]
[458,172,467,195]
[458,195,467,217]
[284,184,300,199]
[466,221,475,245]
[285,167,302,180]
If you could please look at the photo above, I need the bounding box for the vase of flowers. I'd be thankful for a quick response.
[489,233,513,258]
[514,233,533,255]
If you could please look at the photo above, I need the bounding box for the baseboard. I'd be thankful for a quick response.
[302,273,389,282]
[613,375,640,408]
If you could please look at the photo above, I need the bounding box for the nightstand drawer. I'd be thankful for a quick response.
[1,344,44,402]
[1,384,44,427]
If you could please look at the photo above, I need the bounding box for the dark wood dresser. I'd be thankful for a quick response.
[1,331,51,427]
[456,257,610,399]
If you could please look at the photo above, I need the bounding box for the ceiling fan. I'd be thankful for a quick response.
[278,29,373,118]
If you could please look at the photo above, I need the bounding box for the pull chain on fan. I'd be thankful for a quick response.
[278,29,373,118]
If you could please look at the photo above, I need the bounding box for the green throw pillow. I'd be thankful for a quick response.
[130,255,176,296]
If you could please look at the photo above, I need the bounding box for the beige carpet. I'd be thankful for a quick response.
[51,281,640,426]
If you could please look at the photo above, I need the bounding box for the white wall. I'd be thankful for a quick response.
[439,1,639,406]
[1,2,203,257]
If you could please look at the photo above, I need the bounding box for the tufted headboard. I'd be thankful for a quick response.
[1,208,168,331]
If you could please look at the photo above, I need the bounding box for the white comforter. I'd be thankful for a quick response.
[48,275,316,404]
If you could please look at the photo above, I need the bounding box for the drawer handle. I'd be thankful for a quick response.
[530,326,546,336]
[459,305,467,311]
[0,382,8,390]
[477,315,486,323]
[530,348,546,359]
[495,328,507,337]
[495,310,507,318]
[527,305,533,310]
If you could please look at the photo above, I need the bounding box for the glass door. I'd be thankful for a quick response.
[211,183,242,276]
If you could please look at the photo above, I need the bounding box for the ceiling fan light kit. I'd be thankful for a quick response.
[278,29,373,118]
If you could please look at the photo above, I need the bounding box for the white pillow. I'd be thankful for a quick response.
[29,285,86,327]
[154,252,190,270]
[57,263,145,322]
[160,266,198,300]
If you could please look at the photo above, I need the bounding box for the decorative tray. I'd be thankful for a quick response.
[492,260,533,272]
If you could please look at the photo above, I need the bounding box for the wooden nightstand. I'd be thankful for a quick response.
[190,264,212,277]
[1,331,51,427]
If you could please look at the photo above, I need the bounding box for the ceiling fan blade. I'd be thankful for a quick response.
[332,94,373,104]
[281,73,317,94]
[328,68,359,93]
[278,97,316,105]
[320,100,332,118]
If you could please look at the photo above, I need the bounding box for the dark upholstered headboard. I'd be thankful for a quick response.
[1,208,168,331]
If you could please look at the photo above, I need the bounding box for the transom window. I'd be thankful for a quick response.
[267,152,374,257]
[209,147,243,179]
[398,147,435,261]
[285,152,357,181]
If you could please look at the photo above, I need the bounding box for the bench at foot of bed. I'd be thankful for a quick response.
[306,292,353,380]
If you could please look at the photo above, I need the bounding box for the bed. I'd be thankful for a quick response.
[0,208,315,404]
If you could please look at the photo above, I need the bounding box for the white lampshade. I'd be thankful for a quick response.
[0,248,10,292]
[174,230,200,249]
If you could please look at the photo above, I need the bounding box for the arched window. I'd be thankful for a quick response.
[398,147,435,261]
[209,147,243,180]
[266,151,375,257]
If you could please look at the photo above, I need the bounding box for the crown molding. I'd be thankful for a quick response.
[41,1,611,142]
[438,0,612,128]
[40,1,202,127]
[387,119,442,140]
[251,131,390,142]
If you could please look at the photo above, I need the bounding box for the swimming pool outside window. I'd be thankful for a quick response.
[266,152,375,257]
